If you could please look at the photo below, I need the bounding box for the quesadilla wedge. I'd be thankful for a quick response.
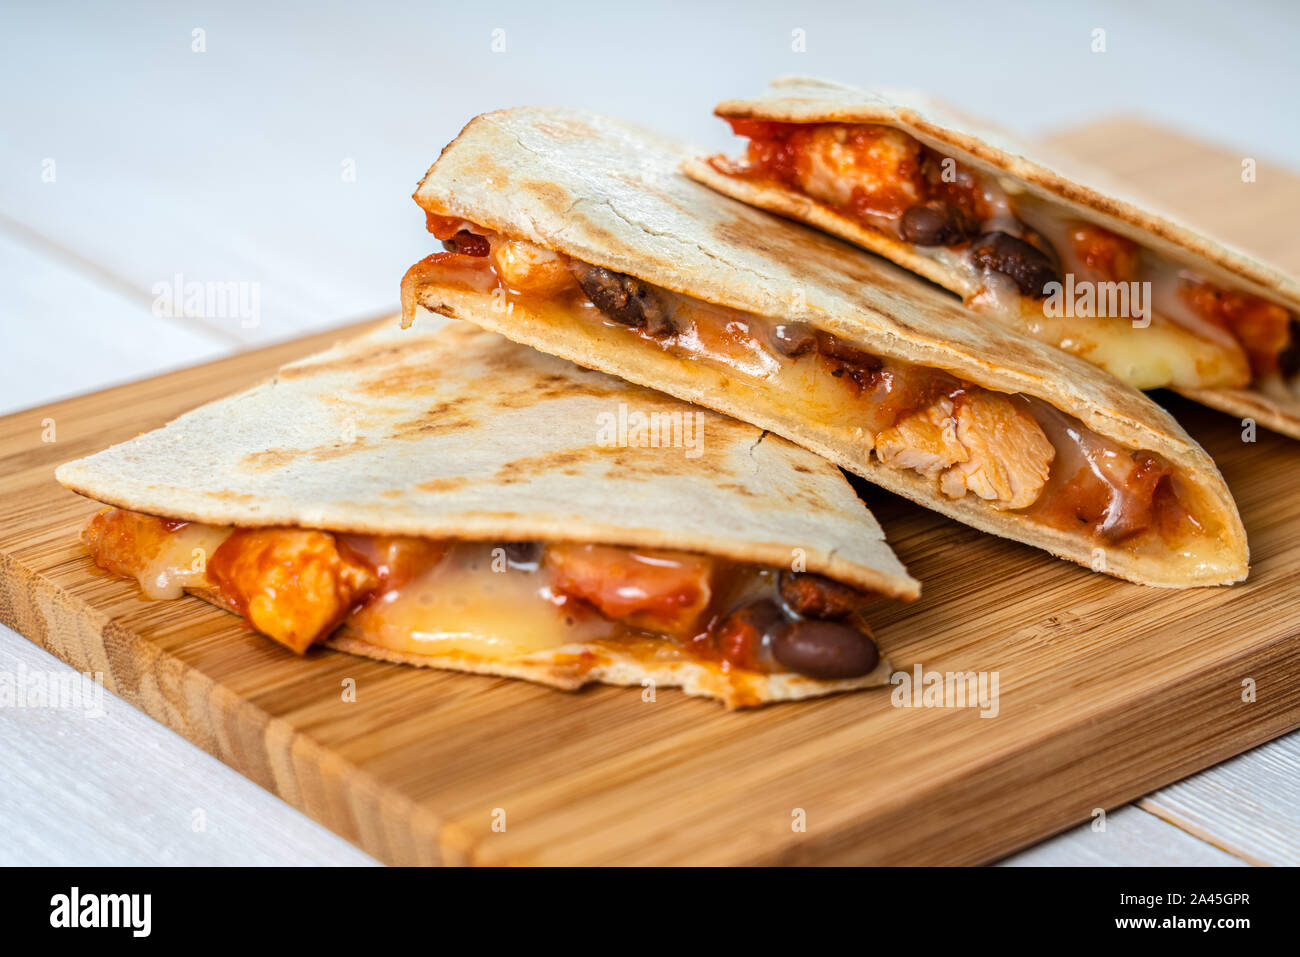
[403,107,1248,588]
[55,317,919,708]
[686,76,1300,438]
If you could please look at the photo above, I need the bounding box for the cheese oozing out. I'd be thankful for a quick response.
[343,542,619,659]
[79,509,885,680]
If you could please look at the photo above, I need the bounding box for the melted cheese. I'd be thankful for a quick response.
[1013,298,1247,391]
[137,523,233,599]
[346,543,616,659]
[955,197,1251,390]
[87,512,881,677]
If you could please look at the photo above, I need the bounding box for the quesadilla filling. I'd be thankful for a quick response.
[704,119,1299,395]
[404,216,1223,564]
[81,507,886,681]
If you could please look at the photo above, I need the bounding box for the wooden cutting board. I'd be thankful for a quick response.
[3,120,1299,865]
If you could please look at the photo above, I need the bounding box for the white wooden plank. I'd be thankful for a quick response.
[997,805,1247,867]
[0,624,377,865]
[1138,734,1300,866]
[0,230,229,416]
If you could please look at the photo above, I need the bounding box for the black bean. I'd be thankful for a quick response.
[441,230,490,257]
[574,264,676,338]
[1020,227,1063,272]
[899,201,976,246]
[969,231,1061,298]
[771,620,879,679]
[778,570,866,620]
[769,322,817,358]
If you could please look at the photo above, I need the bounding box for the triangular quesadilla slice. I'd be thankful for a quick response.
[56,318,918,707]
[684,76,1300,439]
[403,107,1247,588]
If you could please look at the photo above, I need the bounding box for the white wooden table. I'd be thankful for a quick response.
[2,1,1297,866]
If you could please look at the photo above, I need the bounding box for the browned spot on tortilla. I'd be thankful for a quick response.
[789,485,830,512]
[388,396,480,440]
[240,448,298,471]
[240,440,373,470]
[394,416,477,440]
[206,490,261,504]
[276,342,406,381]
[450,153,510,190]
[535,118,595,142]
[515,178,573,215]
[494,448,588,484]
[493,446,646,484]
[601,447,696,481]
[493,438,721,486]
[536,372,622,399]
[420,397,468,418]
[484,392,545,412]
[314,441,372,460]
[346,332,498,399]
[486,371,625,411]
[358,361,443,398]
[715,481,758,498]
[416,476,469,494]
[598,450,647,477]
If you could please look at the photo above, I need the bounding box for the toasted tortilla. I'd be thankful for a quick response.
[326,632,892,708]
[686,75,1300,437]
[56,316,915,706]
[408,106,1248,587]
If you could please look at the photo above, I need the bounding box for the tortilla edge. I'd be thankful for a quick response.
[327,633,895,708]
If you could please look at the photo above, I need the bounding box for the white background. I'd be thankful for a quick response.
[1,0,1297,865]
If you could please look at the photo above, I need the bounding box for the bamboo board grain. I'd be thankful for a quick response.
[3,121,1300,866]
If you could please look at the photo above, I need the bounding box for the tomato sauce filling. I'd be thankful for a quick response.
[403,220,1215,555]
[81,508,883,679]
[708,119,1298,384]
[712,119,987,238]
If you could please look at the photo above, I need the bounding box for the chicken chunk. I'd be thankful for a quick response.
[874,396,968,476]
[208,529,380,654]
[876,392,1055,510]
[939,393,1055,509]
[794,124,923,213]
